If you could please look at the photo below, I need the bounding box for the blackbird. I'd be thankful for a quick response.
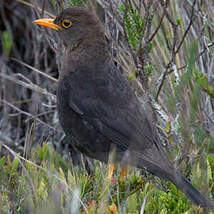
[34,7,214,209]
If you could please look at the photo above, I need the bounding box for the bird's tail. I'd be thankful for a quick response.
[170,171,214,209]
[135,155,214,209]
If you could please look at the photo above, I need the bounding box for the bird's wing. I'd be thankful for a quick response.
[64,66,155,152]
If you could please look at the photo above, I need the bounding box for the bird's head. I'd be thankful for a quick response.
[34,7,105,47]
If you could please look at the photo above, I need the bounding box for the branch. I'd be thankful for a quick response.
[0,72,56,101]
[155,0,197,100]
[14,0,55,18]
[174,0,197,55]
[0,99,59,132]
[148,10,166,42]
[197,42,214,59]
[11,58,58,83]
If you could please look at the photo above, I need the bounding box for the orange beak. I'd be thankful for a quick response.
[33,18,61,31]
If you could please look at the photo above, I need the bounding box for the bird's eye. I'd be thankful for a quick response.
[61,19,72,28]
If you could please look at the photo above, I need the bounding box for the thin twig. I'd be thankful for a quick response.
[197,42,214,59]
[25,110,55,123]
[0,99,58,132]
[155,65,170,101]
[15,0,55,18]
[156,0,197,100]
[12,58,58,82]
[174,0,197,55]
[0,72,56,101]
[148,10,166,42]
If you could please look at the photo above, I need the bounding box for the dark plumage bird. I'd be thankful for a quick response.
[34,7,214,209]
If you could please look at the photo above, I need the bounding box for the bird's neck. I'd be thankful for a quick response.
[60,37,110,78]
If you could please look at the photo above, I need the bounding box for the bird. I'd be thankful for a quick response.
[34,7,214,209]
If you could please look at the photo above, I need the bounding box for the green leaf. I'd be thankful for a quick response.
[59,167,67,184]
[176,18,182,25]
[0,156,6,169]
[144,63,153,77]
[128,74,135,81]
[11,157,20,173]
[148,42,153,52]
[207,86,214,98]
[127,192,138,212]
[2,31,12,56]
[207,158,212,181]
[168,135,173,143]
[166,121,171,134]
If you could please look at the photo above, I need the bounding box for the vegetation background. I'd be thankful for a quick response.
[0,0,214,213]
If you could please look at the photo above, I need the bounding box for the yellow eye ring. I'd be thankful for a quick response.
[61,19,72,28]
